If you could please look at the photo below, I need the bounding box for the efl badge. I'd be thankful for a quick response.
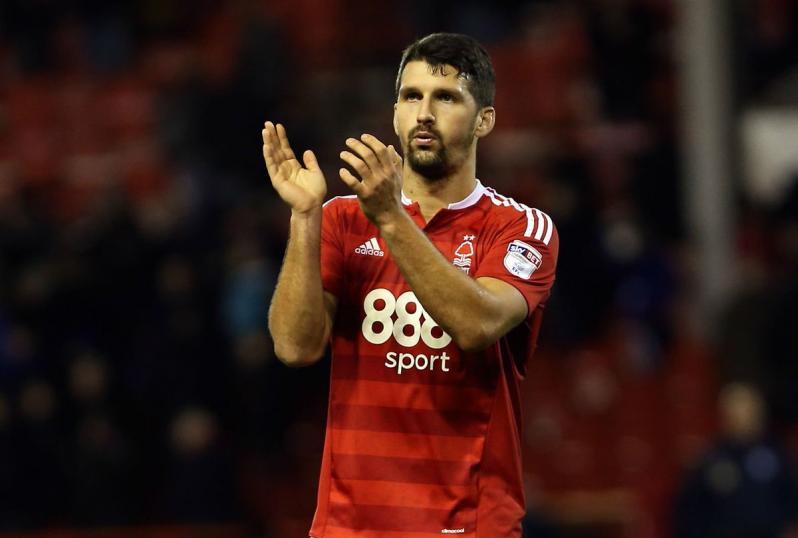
[453,235,475,274]
[504,240,542,280]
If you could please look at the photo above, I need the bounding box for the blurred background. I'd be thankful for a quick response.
[1,0,797,537]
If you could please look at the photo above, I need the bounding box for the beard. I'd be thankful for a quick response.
[407,145,450,180]
[405,124,474,181]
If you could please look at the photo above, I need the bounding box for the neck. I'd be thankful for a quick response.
[401,158,477,221]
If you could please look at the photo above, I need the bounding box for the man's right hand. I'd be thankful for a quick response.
[262,121,327,214]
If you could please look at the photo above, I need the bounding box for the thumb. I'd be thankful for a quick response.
[303,149,320,172]
[388,145,403,169]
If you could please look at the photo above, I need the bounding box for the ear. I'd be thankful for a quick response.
[474,107,496,139]
[393,103,399,137]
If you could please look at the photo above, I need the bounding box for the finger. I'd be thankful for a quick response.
[388,145,403,169]
[340,150,370,180]
[263,121,280,150]
[262,125,283,180]
[262,137,277,176]
[275,123,297,161]
[262,122,275,154]
[339,168,364,195]
[263,148,289,188]
[345,137,381,172]
[302,149,320,172]
[263,122,283,156]
[359,134,391,170]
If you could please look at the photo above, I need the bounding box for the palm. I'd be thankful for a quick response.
[273,154,326,208]
[262,122,326,212]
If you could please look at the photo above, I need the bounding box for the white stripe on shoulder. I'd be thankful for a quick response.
[534,209,545,241]
[485,188,535,237]
[524,207,534,237]
[485,188,528,212]
[542,211,554,245]
[532,208,554,245]
[484,188,503,207]
[485,188,553,244]
[322,195,358,207]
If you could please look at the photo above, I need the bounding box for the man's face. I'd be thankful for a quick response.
[394,61,481,180]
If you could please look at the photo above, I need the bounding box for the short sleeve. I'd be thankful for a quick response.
[320,198,346,298]
[473,209,559,318]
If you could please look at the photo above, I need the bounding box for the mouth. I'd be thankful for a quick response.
[412,131,438,148]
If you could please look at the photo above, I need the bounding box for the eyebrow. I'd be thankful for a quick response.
[398,85,465,96]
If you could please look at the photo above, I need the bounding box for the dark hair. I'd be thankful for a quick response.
[395,33,496,109]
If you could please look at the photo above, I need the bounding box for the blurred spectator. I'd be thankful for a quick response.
[719,182,798,425]
[14,379,68,527]
[673,383,798,537]
[68,413,134,525]
[63,349,136,524]
[583,0,662,121]
[162,406,238,522]
[222,236,275,340]
[68,349,109,408]
[0,392,18,528]
[0,0,796,534]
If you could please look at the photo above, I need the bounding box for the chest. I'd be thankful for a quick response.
[343,226,486,285]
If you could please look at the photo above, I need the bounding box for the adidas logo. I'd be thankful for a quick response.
[354,237,384,257]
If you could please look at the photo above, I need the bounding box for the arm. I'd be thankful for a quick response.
[339,135,528,352]
[268,210,338,365]
[381,213,527,352]
[262,121,336,366]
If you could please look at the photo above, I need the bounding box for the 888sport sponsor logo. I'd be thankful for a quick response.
[362,288,453,375]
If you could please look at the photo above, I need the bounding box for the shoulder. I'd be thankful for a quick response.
[480,187,557,247]
[322,195,360,222]
[323,194,359,210]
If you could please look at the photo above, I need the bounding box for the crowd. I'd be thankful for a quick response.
[0,0,796,536]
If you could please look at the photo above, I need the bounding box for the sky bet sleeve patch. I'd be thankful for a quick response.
[503,240,543,280]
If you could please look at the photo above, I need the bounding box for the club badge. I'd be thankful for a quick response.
[453,235,476,274]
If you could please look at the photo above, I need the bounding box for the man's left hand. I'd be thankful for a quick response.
[339,134,404,226]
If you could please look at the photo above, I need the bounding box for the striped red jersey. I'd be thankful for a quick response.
[311,180,558,538]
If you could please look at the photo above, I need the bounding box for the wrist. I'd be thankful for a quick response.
[375,207,410,236]
[290,207,322,234]
[291,206,322,220]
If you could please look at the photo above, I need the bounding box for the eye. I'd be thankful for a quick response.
[438,92,455,103]
[404,91,421,101]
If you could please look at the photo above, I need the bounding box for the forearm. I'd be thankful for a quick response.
[268,209,329,365]
[334,132,526,350]
[379,211,507,351]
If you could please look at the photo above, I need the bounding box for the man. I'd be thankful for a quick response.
[264,33,558,538]
[673,383,798,537]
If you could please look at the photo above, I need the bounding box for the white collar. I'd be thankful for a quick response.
[401,179,486,210]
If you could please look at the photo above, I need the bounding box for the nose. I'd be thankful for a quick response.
[417,97,435,124]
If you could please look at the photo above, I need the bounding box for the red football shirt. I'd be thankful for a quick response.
[310,180,558,538]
